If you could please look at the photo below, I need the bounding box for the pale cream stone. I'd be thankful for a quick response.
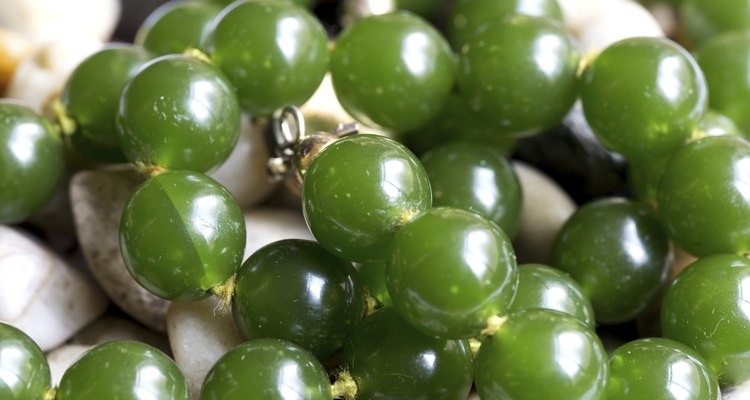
[243,208,315,261]
[46,344,93,386]
[0,29,32,95]
[577,0,664,53]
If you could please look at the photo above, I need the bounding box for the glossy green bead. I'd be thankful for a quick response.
[387,207,518,339]
[356,261,392,307]
[0,101,64,224]
[205,0,328,116]
[120,171,245,301]
[117,54,240,172]
[200,338,330,400]
[57,341,189,400]
[0,323,51,399]
[475,309,608,400]
[695,32,750,136]
[699,109,745,138]
[581,37,707,160]
[302,134,431,263]
[330,12,456,132]
[343,307,474,400]
[396,0,442,17]
[61,45,152,162]
[657,136,750,257]
[510,264,596,328]
[607,338,719,400]
[627,156,669,205]
[458,15,579,136]
[420,142,522,238]
[210,0,316,8]
[552,198,670,324]
[448,0,563,49]
[135,1,222,56]
[661,254,750,385]
[232,239,367,360]
[681,0,750,47]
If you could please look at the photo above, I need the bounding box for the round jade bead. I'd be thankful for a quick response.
[57,341,188,400]
[117,54,240,172]
[509,264,595,328]
[581,37,707,161]
[699,110,744,139]
[475,309,608,400]
[448,0,563,49]
[232,239,367,360]
[356,261,392,307]
[681,0,750,46]
[135,1,222,56]
[61,45,152,162]
[210,0,316,8]
[458,15,579,136]
[420,142,522,238]
[695,32,750,136]
[302,134,431,263]
[551,198,670,324]
[661,254,750,385]
[0,323,51,399]
[657,136,750,257]
[343,307,474,400]
[627,156,669,205]
[397,0,441,17]
[200,338,330,400]
[120,171,245,301]
[330,11,456,132]
[607,338,719,400]
[205,0,328,116]
[387,207,518,339]
[0,101,64,224]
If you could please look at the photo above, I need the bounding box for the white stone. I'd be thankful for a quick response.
[46,344,93,386]
[577,0,664,53]
[243,208,315,261]
[167,297,245,400]
[725,380,750,400]
[0,226,108,351]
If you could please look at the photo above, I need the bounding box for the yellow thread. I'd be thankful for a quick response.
[42,387,57,400]
[184,48,213,64]
[330,369,358,400]
[134,161,168,178]
[577,49,600,78]
[364,295,379,316]
[51,97,76,136]
[480,315,508,337]
[469,338,482,357]
[212,276,236,315]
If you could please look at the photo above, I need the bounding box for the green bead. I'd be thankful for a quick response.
[387,207,518,338]
[657,136,750,257]
[57,341,189,400]
[699,109,745,139]
[627,156,669,205]
[607,338,719,400]
[356,261,392,307]
[232,239,367,360]
[343,307,474,400]
[475,309,608,400]
[200,338,331,400]
[0,101,64,224]
[61,45,152,162]
[681,0,750,47]
[581,37,707,160]
[209,0,316,8]
[552,198,670,324]
[661,254,750,385]
[510,264,596,328]
[135,1,223,56]
[420,142,522,238]
[330,11,456,132]
[205,0,328,116]
[396,0,442,17]
[0,323,51,399]
[302,134,431,263]
[117,54,240,172]
[458,15,579,136]
[448,0,563,49]
[120,171,245,301]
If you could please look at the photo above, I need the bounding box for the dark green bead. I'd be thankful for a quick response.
[0,323,50,399]
[205,0,328,116]
[0,101,64,224]
[387,207,518,339]
[135,1,223,56]
[661,254,750,385]
[330,12,456,132]
[343,307,474,400]
[657,136,750,257]
[200,338,331,400]
[681,0,750,47]
[396,0,442,17]
[448,0,563,49]
[581,37,707,160]
[698,110,745,138]
[627,156,669,206]
[458,15,579,136]
[552,198,671,324]
[607,338,719,400]
[356,261,392,307]
[57,341,189,400]
[232,239,367,360]
[510,264,595,328]
[420,142,522,238]
[117,54,241,172]
[61,45,152,162]
[302,134,431,263]
[475,309,608,400]
[120,171,245,301]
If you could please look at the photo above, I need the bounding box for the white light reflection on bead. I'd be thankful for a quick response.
[133,365,167,400]
[622,219,648,266]
[463,230,491,278]
[735,158,750,203]
[472,168,498,211]
[277,17,302,61]
[666,359,697,400]
[420,351,437,370]
[278,362,304,398]
[0,347,24,389]
[740,276,750,320]
[381,159,410,201]
[402,32,430,77]
[305,274,326,306]
[191,195,220,243]
[554,331,588,379]
[534,34,564,79]
[188,80,214,123]
[541,285,570,310]
[9,123,40,168]
[656,56,683,104]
